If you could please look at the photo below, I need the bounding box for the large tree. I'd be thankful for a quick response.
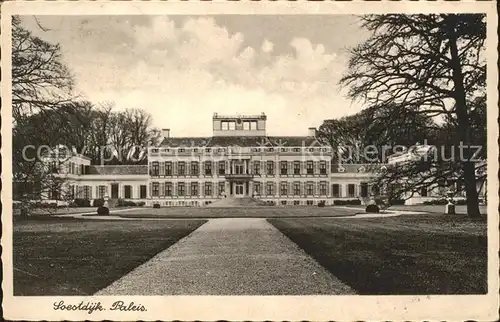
[12,16,77,210]
[317,104,438,164]
[339,14,486,217]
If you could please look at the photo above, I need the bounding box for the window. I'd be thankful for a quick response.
[306,182,314,195]
[348,184,356,197]
[320,182,327,196]
[253,162,261,175]
[228,121,236,130]
[218,161,225,175]
[221,121,229,131]
[83,186,91,200]
[205,148,211,153]
[152,182,159,197]
[420,187,428,197]
[280,161,288,175]
[190,162,199,176]
[204,161,212,175]
[235,163,244,174]
[178,162,186,176]
[294,161,301,175]
[332,184,340,198]
[140,185,147,198]
[266,182,274,196]
[320,161,327,174]
[243,121,250,130]
[165,162,172,176]
[281,148,288,152]
[50,183,60,200]
[267,148,274,152]
[293,182,300,195]
[250,121,258,130]
[165,183,172,196]
[51,161,58,173]
[306,200,314,206]
[254,182,261,195]
[280,182,288,195]
[306,161,314,175]
[266,161,274,175]
[293,200,300,206]
[191,182,199,196]
[98,185,106,199]
[178,182,185,196]
[178,148,185,153]
[151,162,159,176]
[204,182,212,196]
[293,148,301,152]
[218,182,225,195]
[281,200,287,205]
[67,185,74,199]
[124,185,132,199]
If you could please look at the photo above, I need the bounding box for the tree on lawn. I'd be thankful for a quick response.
[340,14,486,218]
[12,16,77,213]
[317,104,438,164]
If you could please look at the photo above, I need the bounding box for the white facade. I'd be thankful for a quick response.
[38,114,486,207]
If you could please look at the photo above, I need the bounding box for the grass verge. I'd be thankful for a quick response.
[268,214,487,294]
[13,217,206,295]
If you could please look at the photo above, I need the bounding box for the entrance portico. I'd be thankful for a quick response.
[225,157,253,197]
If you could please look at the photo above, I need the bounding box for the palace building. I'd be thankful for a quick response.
[37,113,486,207]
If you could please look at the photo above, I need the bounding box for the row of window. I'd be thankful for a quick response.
[149,181,365,197]
[68,185,148,199]
[150,160,329,176]
[152,200,328,207]
[150,147,330,154]
[50,161,88,175]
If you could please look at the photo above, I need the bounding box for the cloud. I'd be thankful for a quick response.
[261,39,274,53]
[21,15,362,136]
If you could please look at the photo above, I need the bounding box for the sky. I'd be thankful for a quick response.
[20,15,370,137]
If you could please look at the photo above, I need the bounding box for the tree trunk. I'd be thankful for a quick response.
[446,16,482,218]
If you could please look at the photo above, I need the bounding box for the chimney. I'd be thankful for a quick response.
[308,127,317,137]
[162,128,170,139]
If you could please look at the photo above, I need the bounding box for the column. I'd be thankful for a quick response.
[225,181,230,197]
[249,181,253,197]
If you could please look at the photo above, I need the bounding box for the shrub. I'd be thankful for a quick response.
[365,204,380,213]
[117,199,141,207]
[317,200,326,207]
[93,198,105,207]
[97,206,110,215]
[389,199,406,205]
[153,203,161,208]
[455,199,467,205]
[333,199,361,206]
[423,199,448,205]
[73,198,91,207]
[137,201,145,207]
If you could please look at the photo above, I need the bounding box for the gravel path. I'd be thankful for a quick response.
[95,218,355,295]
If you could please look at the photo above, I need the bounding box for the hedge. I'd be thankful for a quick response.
[333,199,362,205]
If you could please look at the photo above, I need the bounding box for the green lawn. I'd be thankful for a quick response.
[269,214,487,294]
[13,217,206,295]
[111,206,359,219]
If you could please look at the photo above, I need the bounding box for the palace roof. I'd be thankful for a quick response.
[159,136,325,147]
[87,165,148,175]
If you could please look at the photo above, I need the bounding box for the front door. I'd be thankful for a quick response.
[234,182,244,196]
